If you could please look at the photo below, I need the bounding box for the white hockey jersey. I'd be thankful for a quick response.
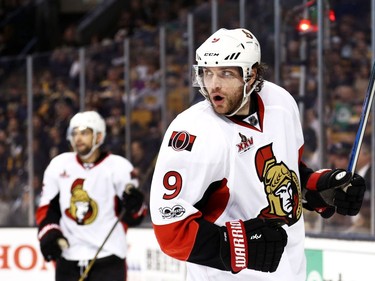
[37,152,138,261]
[150,81,306,281]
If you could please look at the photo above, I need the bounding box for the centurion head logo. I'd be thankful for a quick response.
[254,143,302,226]
[65,178,98,225]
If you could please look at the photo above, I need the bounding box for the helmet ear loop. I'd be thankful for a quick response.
[197,76,210,100]
[69,138,77,152]
[225,80,256,117]
[67,130,78,153]
[80,131,101,160]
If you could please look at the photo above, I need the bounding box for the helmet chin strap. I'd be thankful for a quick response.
[71,134,101,161]
[225,81,259,117]
[79,143,101,160]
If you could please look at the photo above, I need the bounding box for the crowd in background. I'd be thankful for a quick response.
[0,0,373,235]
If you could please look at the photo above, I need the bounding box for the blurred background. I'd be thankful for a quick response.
[0,0,373,241]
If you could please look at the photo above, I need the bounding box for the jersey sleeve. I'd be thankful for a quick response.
[35,157,62,230]
[112,155,145,226]
[150,112,231,270]
[112,155,139,197]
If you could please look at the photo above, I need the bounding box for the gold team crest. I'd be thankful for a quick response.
[255,143,302,226]
[65,178,98,225]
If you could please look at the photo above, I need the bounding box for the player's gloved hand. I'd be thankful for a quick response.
[122,184,144,215]
[304,169,365,218]
[335,173,366,216]
[219,218,287,273]
[121,185,147,226]
[38,224,69,262]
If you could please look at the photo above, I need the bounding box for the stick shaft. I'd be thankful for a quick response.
[348,61,375,174]
[78,208,126,281]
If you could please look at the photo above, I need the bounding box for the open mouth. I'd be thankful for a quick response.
[213,95,223,101]
[76,143,85,149]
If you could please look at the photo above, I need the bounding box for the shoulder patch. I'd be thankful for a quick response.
[168,131,196,152]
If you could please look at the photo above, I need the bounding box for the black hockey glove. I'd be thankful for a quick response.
[304,169,365,218]
[122,185,144,214]
[219,218,287,273]
[335,173,366,216]
[121,185,147,226]
[38,224,69,262]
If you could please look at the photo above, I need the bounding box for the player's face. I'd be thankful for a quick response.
[71,127,95,156]
[202,67,245,115]
[275,182,293,214]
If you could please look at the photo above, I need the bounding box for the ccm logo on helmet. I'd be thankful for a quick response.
[204,53,219,56]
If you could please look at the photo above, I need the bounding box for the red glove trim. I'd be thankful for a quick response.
[38,224,61,240]
[225,220,248,273]
[131,203,148,219]
[306,169,331,191]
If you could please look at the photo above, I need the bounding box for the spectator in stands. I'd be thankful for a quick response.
[347,137,372,234]
[51,77,78,107]
[6,117,25,171]
[133,77,162,112]
[61,24,79,48]
[0,140,12,197]
[328,141,352,169]
[0,194,10,225]
[330,84,360,132]
[47,126,70,159]
[323,142,354,232]
[104,106,126,155]
[50,97,76,139]
[32,136,49,182]
[130,139,154,186]
[10,186,31,226]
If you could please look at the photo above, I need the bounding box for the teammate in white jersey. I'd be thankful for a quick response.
[150,28,366,281]
[36,111,146,281]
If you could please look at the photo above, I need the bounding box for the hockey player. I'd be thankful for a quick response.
[150,28,366,280]
[36,111,146,281]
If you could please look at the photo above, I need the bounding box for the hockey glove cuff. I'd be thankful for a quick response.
[219,218,287,273]
[38,224,69,261]
[304,169,365,218]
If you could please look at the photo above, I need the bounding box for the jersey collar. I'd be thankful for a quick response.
[228,93,264,132]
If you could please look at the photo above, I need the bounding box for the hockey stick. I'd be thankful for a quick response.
[319,62,375,204]
[347,61,375,174]
[78,184,136,280]
[78,207,126,281]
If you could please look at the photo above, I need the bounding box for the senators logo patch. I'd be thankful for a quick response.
[255,143,302,226]
[168,131,196,152]
[65,178,98,225]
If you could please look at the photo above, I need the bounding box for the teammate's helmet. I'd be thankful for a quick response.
[67,111,106,158]
[193,28,261,116]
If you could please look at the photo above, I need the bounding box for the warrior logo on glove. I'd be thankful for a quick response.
[255,143,303,226]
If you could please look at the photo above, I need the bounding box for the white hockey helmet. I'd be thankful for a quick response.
[193,28,261,116]
[67,111,106,159]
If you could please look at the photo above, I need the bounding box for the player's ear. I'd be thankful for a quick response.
[250,68,257,80]
[246,68,257,91]
[96,132,103,144]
